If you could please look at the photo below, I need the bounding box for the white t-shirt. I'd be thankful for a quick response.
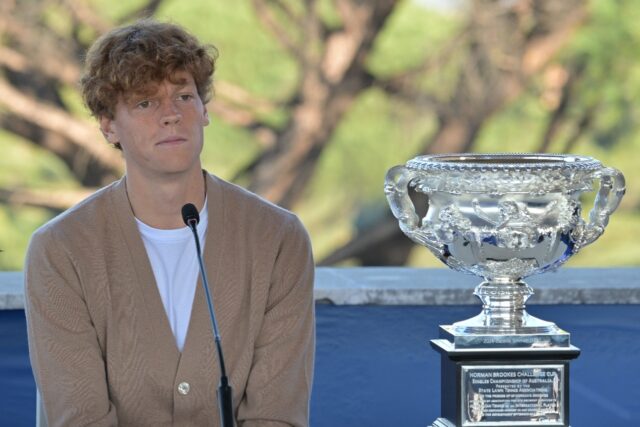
[135,203,208,352]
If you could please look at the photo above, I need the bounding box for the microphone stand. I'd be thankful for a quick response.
[183,203,234,427]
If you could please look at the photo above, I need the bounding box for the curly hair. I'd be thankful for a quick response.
[80,19,218,123]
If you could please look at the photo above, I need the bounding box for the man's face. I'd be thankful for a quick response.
[100,71,209,179]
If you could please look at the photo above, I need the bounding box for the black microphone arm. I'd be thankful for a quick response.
[181,203,234,427]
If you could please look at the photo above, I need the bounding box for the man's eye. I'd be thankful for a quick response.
[137,100,151,109]
[179,94,194,101]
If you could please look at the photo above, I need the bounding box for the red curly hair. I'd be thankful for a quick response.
[81,19,218,141]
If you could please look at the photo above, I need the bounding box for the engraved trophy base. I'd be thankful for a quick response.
[430,326,580,427]
[441,323,571,349]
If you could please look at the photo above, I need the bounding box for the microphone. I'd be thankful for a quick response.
[182,203,234,427]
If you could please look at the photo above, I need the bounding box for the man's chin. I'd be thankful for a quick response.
[144,162,202,178]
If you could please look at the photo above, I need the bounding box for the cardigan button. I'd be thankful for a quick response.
[177,382,191,395]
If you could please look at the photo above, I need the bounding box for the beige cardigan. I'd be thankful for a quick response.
[24,173,315,427]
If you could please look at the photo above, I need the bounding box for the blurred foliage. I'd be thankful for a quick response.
[1,0,639,270]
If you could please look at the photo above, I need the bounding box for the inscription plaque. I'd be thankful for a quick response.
[461,365,565,426]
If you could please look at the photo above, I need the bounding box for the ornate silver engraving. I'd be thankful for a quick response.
[467,391,485,422]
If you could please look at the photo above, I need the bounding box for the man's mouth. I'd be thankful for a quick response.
[157,136,187,146]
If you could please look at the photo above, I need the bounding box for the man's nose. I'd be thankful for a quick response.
[160,101,181,126]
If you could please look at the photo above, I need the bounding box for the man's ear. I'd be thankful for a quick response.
[202,105,210,127]
[99,116,120,144]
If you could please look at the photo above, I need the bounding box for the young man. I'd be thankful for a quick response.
[24,19,315,427]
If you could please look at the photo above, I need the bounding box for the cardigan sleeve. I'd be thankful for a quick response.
[24,228,118,427]
[237,216,315,427]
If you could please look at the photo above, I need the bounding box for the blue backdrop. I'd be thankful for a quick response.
[2,304,639,426]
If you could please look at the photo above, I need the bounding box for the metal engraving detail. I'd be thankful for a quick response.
[461,365,565,426]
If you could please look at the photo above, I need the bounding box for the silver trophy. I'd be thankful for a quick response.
[385,153,625,426]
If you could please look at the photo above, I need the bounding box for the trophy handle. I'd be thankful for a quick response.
[578,166,626,247]
[385,165,420,231]
[384,165,430,246]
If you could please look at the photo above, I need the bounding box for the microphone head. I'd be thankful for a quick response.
[181,203,200,227]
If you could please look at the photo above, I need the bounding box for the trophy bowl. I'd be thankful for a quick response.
[385,153,625,346]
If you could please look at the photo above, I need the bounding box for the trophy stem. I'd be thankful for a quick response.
[450,279,565,337]
[475,279,534,330]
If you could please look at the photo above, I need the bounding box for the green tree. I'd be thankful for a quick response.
[1,0,638,270]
